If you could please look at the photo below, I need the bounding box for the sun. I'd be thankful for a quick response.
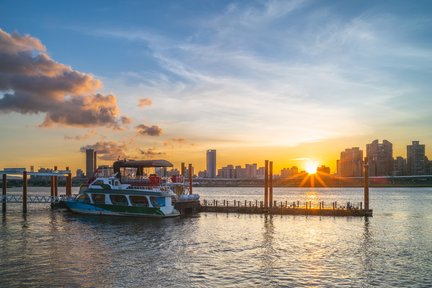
[305,161,318,174]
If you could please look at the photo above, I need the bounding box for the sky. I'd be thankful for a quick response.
[1,0,432,174]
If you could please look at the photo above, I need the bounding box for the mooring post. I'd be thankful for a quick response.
[364,157,369,211]
[2,174,6,213]
[66,172,72,197]
[22,171,27,213]
[50,176,54,197]
[181,162,185,177]
[188,164,193,195]
[269,161,273,208]
[264,160,269,208]
[53,166,58,197]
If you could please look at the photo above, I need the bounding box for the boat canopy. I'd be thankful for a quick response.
[113,159,173,176]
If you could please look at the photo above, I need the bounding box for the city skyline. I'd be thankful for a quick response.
[1,1,432,174]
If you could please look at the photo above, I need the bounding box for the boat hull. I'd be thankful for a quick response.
[65,201,180,218]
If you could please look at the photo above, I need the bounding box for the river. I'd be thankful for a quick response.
[0,187,431,287]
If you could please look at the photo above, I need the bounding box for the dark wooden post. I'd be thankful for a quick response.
[22,171,27,213]
[181,162,185,177]
[269,161,273,208]
[2,174,6,213]
[53,166,58,197]
[50,176,55,197]
[188,163,193,195]
[364,157,369,211]
[264,160,269,208]
[66,173,72,196]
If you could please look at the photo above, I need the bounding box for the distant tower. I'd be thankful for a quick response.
[407,141,426,175]
[366,140,393,176]
[85,148,97,177]
[339,147,363,177]
[206,149,217,178]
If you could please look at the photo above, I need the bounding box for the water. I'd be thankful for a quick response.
[1,187,432,287]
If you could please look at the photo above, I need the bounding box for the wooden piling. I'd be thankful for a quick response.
[22,171,27,213]
[188,164,193,195]
[181,162,185,177]
[50,176,55,197]
[264,160,269,208]
[269,161,273,208]
[364,157,369,211]
[66,172,72,197]
[2,174,6,213]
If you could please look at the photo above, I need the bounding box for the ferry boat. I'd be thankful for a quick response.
[64,159,196,218]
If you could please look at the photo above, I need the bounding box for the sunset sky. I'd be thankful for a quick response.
[1,0,431,174]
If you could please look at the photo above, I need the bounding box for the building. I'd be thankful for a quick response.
[280,166,299,178]
[339,147,363,177]
[218,165,235,178]
[245,163,258,178]
[206,149,216,178]
[317,165,331,174]
[393,156,407,176]
[407,141,427,175]
[366,140,393,176]
[85,148,97,177]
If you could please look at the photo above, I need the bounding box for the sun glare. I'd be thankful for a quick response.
[305,161,318,174]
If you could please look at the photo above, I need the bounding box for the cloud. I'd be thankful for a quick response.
[0,29,128,128]
[138,98,152,107]
[163,138,193,147]
[80,141,128,161]
[64,130,96,140]
[135,124,163,136]
[139,148,165,158]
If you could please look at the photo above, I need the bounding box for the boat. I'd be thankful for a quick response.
[64,159,196,218]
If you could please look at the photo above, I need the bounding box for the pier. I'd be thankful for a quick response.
[1,168,72,213]
[1,159,373,217]
[198,158,373,217]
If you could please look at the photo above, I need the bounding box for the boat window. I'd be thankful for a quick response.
[129,196,149,207]
[76,194,90,203]
[92,194,106,204]
[110,195,129,206]
[150,196,166,207]
[93,180,104,185]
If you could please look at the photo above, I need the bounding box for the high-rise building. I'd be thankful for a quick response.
[407,141,427,175]
[245,163,257,178]
[339,147,363,177]
[85,148,97,177]
[366,140,393,176]
[393,156,407,176]
[206,149,216,178]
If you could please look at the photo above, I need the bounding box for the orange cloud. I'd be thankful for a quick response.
[138,98,152,108]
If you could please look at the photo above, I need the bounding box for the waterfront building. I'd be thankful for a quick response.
[280,166,299,178]
[339,147,363,177]
[366,140,393,176]
[393,157,407,176]
[206,149,216,178]
[218,165,235,178]
[85,148,97,177]
[407,141,427,175]
[245,163,258,178]
[235,165,247,179]
[317,165,331,174]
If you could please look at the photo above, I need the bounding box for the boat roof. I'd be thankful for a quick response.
[113,159,173,169]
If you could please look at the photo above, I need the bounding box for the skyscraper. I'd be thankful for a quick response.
[366,140,393,176]
[339,147,363,177]
[407,141,426,175]
[206,149,216,178]
[85,148,97,177]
